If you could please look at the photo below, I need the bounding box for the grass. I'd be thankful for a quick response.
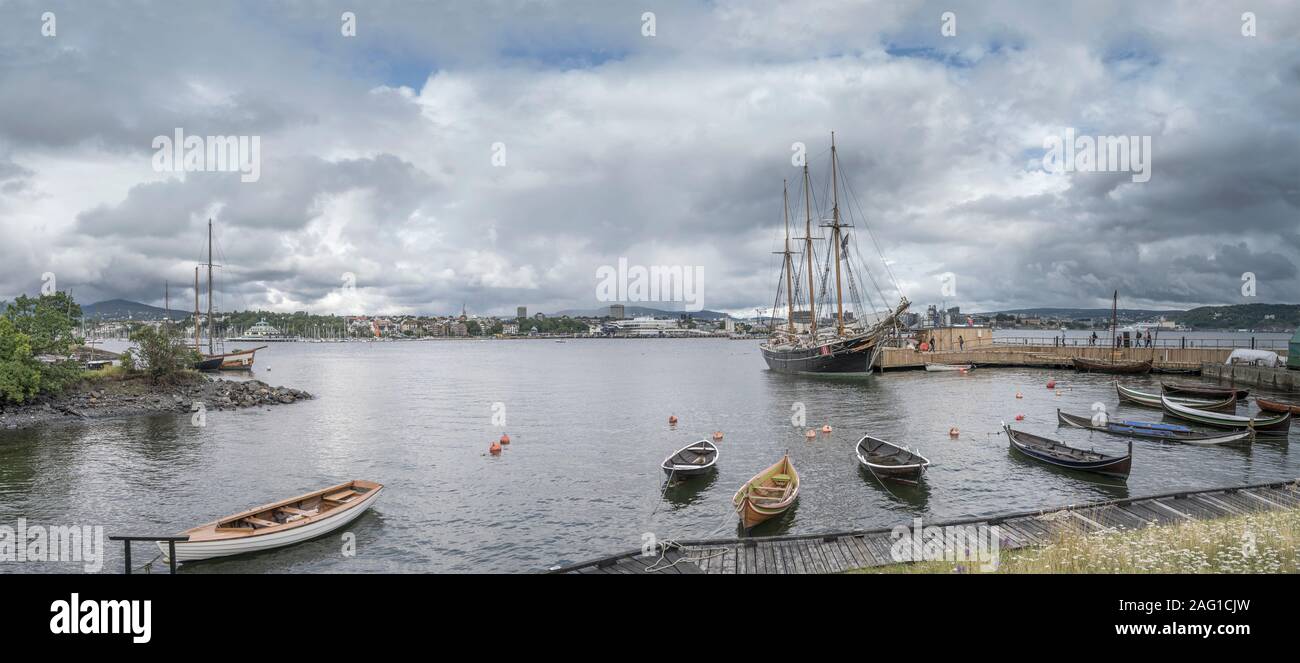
[851,504,1300,574]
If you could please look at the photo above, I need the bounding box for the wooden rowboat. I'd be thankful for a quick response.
[661,440,719,478]
[855,435,930,484]
[1257,397,1300,415]
[1160,395,1292,433]
[158,480,383,563]
[1161,382,1249,400]
[732,455,799,531]
[924,363,973,372]
[1056,409,1254,446]
[1114,382,1237,412]
[1004,423,1132,478]
[1072,357,1152,374]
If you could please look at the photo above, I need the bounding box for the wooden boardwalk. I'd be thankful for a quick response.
[550,479,1300,574]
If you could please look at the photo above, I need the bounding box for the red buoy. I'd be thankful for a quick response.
[500,433,511,445]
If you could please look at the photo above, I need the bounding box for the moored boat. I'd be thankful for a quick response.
[925,363,973,372]
[1072,357,1153,374]
[1115,382,1237,412]
[732,455,799,531]
[1004,423,1132,478]
[1161,382,1249,400]
[1256,397,1300,415]
[158,480,384,563]
[854,435,930,484]
[660,440,719,478]
[1056,409,1254,446]
[1159,395,1292,433]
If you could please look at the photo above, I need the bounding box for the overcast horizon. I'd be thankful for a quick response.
[2,1,1297,318]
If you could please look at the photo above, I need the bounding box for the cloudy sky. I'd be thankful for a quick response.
[0,0,1296,317]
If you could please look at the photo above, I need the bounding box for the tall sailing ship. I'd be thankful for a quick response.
[192,219,265,371]
[760,134,909,374]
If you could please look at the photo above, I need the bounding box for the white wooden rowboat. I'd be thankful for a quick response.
[925,363,973,372]
[158,480,383,563]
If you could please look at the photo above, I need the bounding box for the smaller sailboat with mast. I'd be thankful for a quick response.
[760,134,909,374]
[1072,290,1152,374]
[191,219,265,371]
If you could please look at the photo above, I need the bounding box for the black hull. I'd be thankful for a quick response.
[761,338,875,374]
[193,357,223,371]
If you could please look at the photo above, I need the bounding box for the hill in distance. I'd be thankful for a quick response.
[553,305,729,320]
[82,298,175,320]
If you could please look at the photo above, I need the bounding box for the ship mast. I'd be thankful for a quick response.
[207,219,214,355]
[830,132,845,336]
[194,267,200,349]
[802,163,817,337]
[781,180,796,334]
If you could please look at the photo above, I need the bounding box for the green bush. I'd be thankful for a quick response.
[125,324,199,383]
[0,317,41,403]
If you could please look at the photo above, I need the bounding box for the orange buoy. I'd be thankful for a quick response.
[804,429,816,439]
[821,424,833,433]
[712,431,724,440]
[668,415,678,425]
[948,427,960,437]
[1015,414,1025,421]
[1046,380,1056,389]
[919,342,930,352]
[1015,391,1024,399]
[489,440,502,455]
[500,433,511,444]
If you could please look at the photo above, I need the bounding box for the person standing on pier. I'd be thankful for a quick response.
[1090,331,1098,346]
[929,334,936,352]
[958,335,965,351]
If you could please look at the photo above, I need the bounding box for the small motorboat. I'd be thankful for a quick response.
[1160,395,1291,433]
[1004,423,1132,478]
[661,440,719,478]
[1256,397,1300,415]
[158,480,384,563]
[1114,382,1236,412]
[732,455,799,531]
[925,363,974,372]
[855,435,930,484]
[1056,409,1254,446]
[1161,382,1249,400]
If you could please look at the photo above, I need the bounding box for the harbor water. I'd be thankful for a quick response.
[1,338,1296,573]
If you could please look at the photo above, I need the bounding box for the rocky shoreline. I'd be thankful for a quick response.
[0,375,312,431]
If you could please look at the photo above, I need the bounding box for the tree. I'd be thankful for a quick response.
[0,317,41,403]
[125,324,199,383]
[3,292,83,395]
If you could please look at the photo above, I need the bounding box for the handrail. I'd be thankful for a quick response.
[108,535,189,575]
[989,335,1289,350]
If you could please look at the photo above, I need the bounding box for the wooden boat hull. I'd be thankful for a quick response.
[1056,409,1254,446]
[193,356,224,371]
[1162,382,1249,400]
[1257,398,1300,415]
[854,435,930,484]
[1114,382,1237,412]
[1072,357,1152,374]
[159,480,383,563]
[1160,396,1291,433]
[661,440,719,478]
[1005,424,1132,478]
[732,456,799,530]
[924,363,973,372]
[760,336,876,373]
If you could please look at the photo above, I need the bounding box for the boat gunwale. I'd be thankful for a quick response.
[181,480,383,541]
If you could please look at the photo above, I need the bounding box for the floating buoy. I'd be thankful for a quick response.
[1015,414,1025,421]
[489,440,502,455]
[958,368,968,374]
[804,429,816,439]
[1055,389,1063,397]
[668,415,678,425]
[500,433,511,444]
[1046,380,1056,389]
[821,424,833,433]
[1015,391,1023,399]
[949,427,960,438]
[919,342,930,352]
[712,431,724,440]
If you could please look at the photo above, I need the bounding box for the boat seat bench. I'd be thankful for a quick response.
[244,516,278,528]
[323,490,359,502]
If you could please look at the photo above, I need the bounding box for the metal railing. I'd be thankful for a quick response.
[109,535,188,574]
[991,336,1290,350]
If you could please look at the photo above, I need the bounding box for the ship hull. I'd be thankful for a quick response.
[760,337,876,374]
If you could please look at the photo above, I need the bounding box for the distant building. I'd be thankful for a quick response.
[517,306,527,319]
[534,312,546,321]
[609,304,625,319]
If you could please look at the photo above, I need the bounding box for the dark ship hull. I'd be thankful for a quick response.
[760,336,877,374]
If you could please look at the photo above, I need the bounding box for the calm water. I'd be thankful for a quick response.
[1,339,1296,573]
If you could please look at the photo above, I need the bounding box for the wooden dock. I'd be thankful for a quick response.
[550,479,1300,574]
[876,344,1259,373]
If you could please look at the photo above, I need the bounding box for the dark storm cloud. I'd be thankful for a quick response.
[0,0,1297,315]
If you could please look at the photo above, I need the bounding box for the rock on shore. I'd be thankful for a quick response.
[0,375,313,432]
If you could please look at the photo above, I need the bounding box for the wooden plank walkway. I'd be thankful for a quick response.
[549,478,1300,574]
